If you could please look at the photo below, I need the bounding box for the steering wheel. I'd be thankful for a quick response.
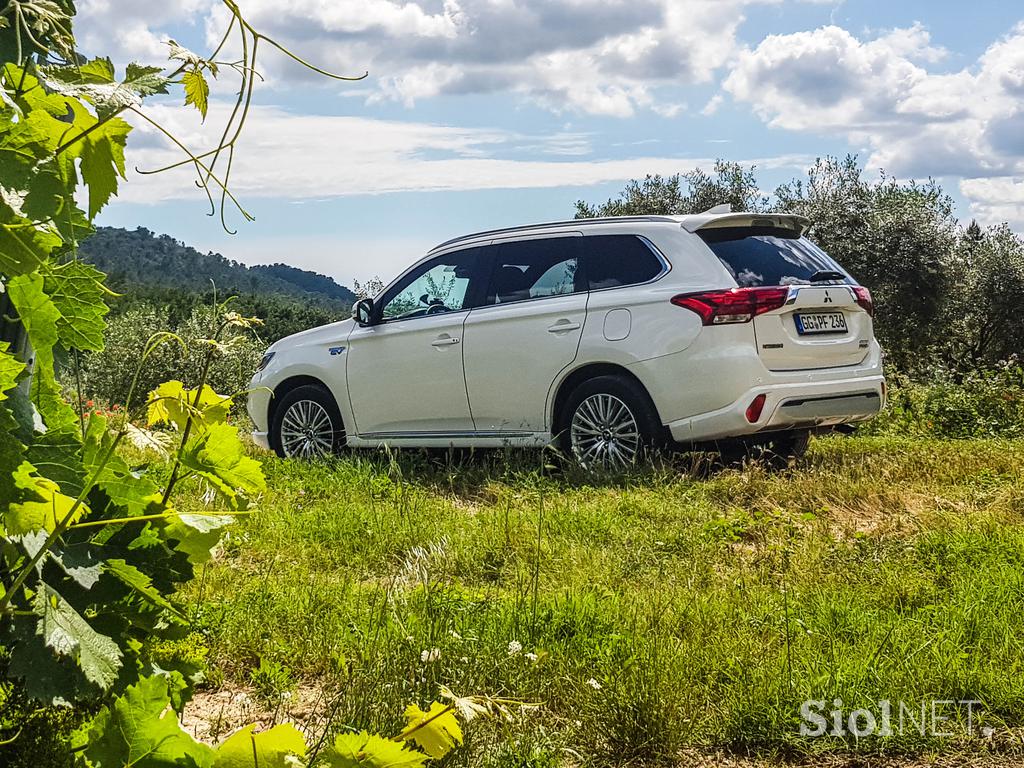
[425,303,448,315]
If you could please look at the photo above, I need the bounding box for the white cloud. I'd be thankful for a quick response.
[960,177,1024,230]
[722,22,1024,226]
[116,101,811,204]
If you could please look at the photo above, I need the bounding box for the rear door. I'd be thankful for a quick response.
[462,234,587,433]
[699,226,872,370]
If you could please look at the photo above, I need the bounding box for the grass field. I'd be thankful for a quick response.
[171,435,1024,765]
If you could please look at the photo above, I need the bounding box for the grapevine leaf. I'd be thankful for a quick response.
[164,513,235,565]
[213,723,307,768]
[6,470,88,534]
[0,342,25,399]
[5,270,78,430]
[323,732,428,768]
[167,40,204,68]
[84,674,215,768]
[44,259,110,351]
[182,69,210,120]
[23,423,85,496]
[79,117,130,219]
[180,423,265,506]
[34,582,123,690]
[42,57,116,85]
[124,62,170,98]
[103,558,186,619]
[82,412,164,517]
[400,703,463,759]
[148,380,232,433]
[0,207,61,275]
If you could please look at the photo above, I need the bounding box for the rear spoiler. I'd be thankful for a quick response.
[682,212,811,236]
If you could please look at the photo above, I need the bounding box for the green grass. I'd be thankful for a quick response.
[175,436,1024,764]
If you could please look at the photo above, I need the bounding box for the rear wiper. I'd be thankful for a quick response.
[808,270,846,283]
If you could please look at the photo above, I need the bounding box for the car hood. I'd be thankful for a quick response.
[268,317,354,352]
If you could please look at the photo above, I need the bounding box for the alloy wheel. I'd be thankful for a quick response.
[280,399,334,458]
[570,393,641,470]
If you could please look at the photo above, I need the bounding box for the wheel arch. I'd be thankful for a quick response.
[268,375,340,431]
[549,362,662,436]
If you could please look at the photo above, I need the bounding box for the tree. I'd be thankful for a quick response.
[574,160,767,218]
[776,156,959,370]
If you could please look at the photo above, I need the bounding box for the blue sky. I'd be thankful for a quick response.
[76,0,1024,288]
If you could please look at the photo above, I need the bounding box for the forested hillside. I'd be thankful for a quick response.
[79,226,356,306]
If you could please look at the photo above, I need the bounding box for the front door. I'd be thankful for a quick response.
[346,248,485,436]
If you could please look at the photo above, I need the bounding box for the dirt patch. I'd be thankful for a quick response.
[181,681,332,745]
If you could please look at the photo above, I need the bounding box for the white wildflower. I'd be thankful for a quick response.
[507,640,522,656]
[450,630,462,640]
[281,691,293,701]
[421,647,441,663]
[586,678,602,690]
[525,652,538,663]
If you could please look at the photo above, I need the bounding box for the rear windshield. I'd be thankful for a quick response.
[699,226,853,288]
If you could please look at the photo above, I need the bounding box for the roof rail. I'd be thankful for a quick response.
[428,215,682,253]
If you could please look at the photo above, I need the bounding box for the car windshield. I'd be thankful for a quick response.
[699,226,854,287]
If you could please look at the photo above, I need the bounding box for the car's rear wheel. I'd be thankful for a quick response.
[558,375,662,470]
[270,384,344,459]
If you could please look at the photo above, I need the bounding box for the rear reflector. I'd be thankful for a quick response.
[853,286,874,317]
[745,394,767,423]
[671,287,789,325]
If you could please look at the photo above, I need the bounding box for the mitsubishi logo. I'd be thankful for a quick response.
[823,290,833,303]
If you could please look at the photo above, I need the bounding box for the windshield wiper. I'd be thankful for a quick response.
[808,270,846,283]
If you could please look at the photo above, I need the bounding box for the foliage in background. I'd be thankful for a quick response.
[577,156,1024,377]
[75,303,264,411]
[865,361,1024,439]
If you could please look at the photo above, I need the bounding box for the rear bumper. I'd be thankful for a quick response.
[667,373,885,443]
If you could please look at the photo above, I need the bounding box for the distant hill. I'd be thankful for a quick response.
[79,227,357,307]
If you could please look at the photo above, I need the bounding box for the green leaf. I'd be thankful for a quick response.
[323,732,428,768]
[163,513,235,565]
[400,703,463,760]
[213,723,306,768]
[34,582,123,691]
[44,259,110,351]
[148,380,232,433]
[180,423,265,507]
[125,63,170,98]
[0,342,25,399]
[182,69,209,120]
[6,464,88,534]
[84,674,215,768]
[80,117,130,219]
[7,271,78,431]
[82,412,164,517]
[103,558,185,619]
[0,208,61,275]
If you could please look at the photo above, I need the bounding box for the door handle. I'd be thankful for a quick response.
[431,336,461,347]
[547,321,581,333]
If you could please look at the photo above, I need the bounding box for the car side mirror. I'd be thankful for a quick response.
[352,298,374,326]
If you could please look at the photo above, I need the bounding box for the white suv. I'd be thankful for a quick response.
[247,208,884,467]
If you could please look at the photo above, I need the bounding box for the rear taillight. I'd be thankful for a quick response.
[671,287,789,325]
[853,286,874,317]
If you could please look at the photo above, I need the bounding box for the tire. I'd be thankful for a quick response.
[556,375,663,470]
[269,384,345,459]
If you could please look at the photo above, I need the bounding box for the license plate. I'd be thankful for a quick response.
[795,312,847,334]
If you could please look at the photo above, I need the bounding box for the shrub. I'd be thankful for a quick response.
[76,302,265,410]
[865,361,1024,438]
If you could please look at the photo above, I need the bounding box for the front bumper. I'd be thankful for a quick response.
[667,373,885,443]
[251,431,271,451]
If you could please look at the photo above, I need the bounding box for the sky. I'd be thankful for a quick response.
[77,0,1024,288]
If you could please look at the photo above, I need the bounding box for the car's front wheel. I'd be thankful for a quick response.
[269,384,344,459]
[558,375,663,471]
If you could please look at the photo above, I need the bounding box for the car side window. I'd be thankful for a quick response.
[485,237,582,305]
[379,248,481,322]
[583,234,666,290]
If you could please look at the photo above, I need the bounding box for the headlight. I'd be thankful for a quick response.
[255,351,276,374]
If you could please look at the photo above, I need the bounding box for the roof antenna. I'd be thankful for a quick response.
[703,203,732,214]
